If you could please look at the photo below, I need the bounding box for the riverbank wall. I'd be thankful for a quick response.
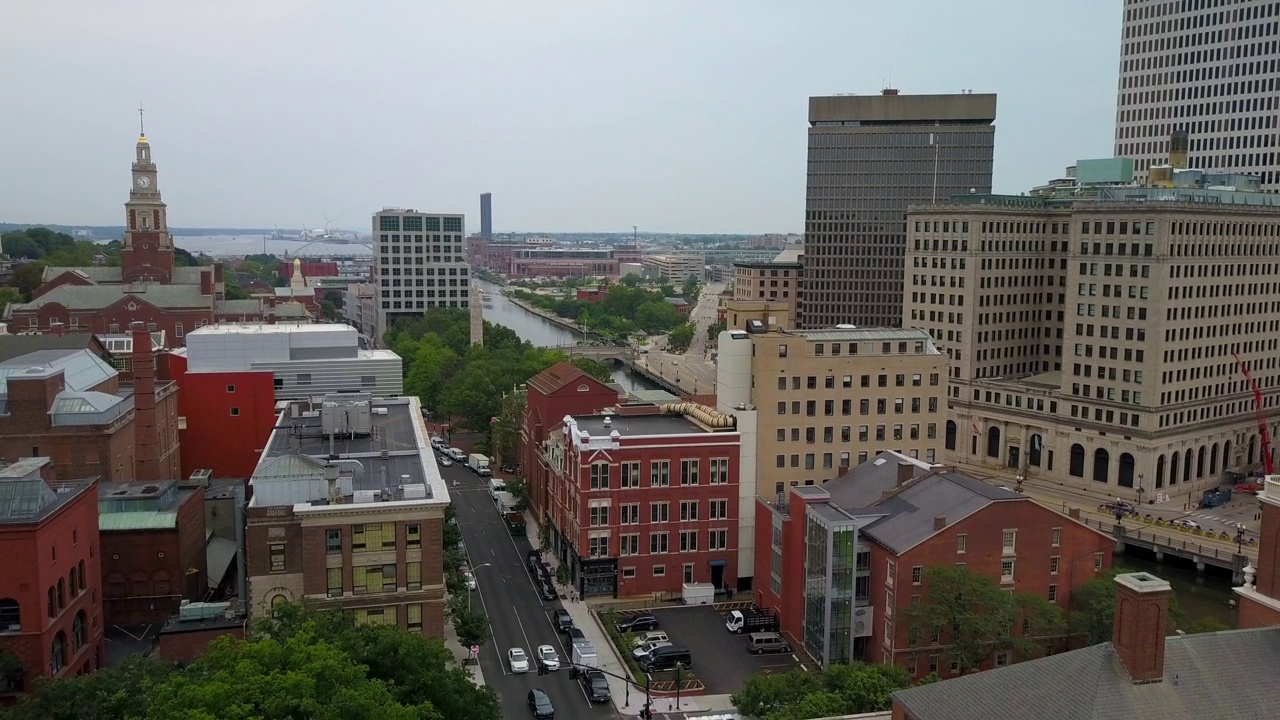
[500,289,588,336]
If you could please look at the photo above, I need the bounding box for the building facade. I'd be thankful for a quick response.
[799,90,996,330]
[0,459,103,697]
[1114,0,1280,189]
[480,193,492,238]
[642,253,704,283]
[755,454,1112,677]
[372,209,470,344]
[717,327,948,590]
[723,248,804,330]
[510,248,617,279]
[245,395,449,637]
[542,406,741,598]
[98,480,207,626]
[904,189,1280,497]
[523,363,621,520]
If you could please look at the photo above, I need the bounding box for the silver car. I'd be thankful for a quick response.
[632,639,672,660]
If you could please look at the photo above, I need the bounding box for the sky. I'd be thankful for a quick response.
[0,0,1123,235]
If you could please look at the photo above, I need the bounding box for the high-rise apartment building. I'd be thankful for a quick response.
[371,209,470,343]
[716,326,947,589]
[904,180,1280,499]
[1114,0,1280,188]
[798,90,996,329]
[480,193,492,238]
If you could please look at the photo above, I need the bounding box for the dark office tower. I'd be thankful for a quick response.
[797,90,996,329]
[480,192,493,238]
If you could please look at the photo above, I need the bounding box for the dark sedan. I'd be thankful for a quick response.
[616,613,660,633]
[580,670,611,703]
[527,688,555,719]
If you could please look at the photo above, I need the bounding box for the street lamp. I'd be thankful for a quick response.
[1235,524,1247,554]
[1136,473,1146,506]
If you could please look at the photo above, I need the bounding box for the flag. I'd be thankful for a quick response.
[971,420,980,436]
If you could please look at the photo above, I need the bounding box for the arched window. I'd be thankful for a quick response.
[0,598,19,631]
[77,561,86,592]
[1118,453,1136,488]
[987,427,1001,459]
[1196,446,1206,478]
[1183,448,1193,484]
[47,587,57,620]
[51,632,66,673]
[945,420,957,451]
[72,612,86,651]
[68,568,78,599]
[1223,441,1233,470]
[1069,444,1085,477]
[1093,448,1110,483]
[1249,435,1258,465]
[270,594,288,617]
[1169,451,1180,486]
[1210,443,1220,475]
[1028,434,1043,467]
[57,579,65,610]
[1155,454,1165,489]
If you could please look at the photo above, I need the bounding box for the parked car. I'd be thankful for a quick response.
[536,645,560,672]
[630,631,669,649]
[440,458,453,467]
[580,670,611,703]
[553,609,574,633]
[747,632,792,655]
[616,613,660,633]
[538,582,558,601]
[508,647,530,673]
[528,688,555,719]
[633,640,672,660]
[643,644,692,673]
[464,572,477,591]
[567,627,587,644]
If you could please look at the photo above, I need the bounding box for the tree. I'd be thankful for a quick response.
[488,391,526,468]
[668,323,695,352]
[555,563,572,590]
[0,286,22,314]
[2,655,175,719]
[906,565,1065,673]
[9,261,47,301]
[506,477,530,511]
[731,663,912,720]
[569,357,613,383]
[682,274,702,303]
[1067,569,1120,646]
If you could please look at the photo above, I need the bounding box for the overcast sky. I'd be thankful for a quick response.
[1,0,1122,235]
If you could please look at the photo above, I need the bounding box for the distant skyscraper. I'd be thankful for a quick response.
[371,209,469,343]
[480,193,493,238]
[1114,0,1279,188]
[797,90,996,329]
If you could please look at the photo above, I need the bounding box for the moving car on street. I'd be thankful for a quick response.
[507,647,530,673]
[528,688,555,719]
[580,670,611,703]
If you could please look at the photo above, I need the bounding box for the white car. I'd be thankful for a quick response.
[440,458,453,467]
[633,640,672,660]
[464,572,477,591]
[508,647,530,673]
[536,644,560,671]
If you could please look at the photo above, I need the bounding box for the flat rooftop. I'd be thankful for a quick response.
[188,323,353,337]
[572,413,703,437]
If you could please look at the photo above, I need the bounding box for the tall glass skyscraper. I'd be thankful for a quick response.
[798,90,996,329]
[480,192,493,238]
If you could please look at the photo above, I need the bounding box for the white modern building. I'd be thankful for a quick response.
[372,208,471,344]
[183,323,402,399]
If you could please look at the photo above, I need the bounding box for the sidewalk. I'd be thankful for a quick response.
[442,595,486,688]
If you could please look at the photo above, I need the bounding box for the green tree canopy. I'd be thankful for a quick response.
[667,323,695,352]
[906,565,1066,673]
[1,654,175,720]
[732,663,912,720]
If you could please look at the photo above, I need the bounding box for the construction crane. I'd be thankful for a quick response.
[1233,352,1273,475]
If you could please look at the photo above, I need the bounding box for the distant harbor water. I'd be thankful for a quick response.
[170,235,372,258]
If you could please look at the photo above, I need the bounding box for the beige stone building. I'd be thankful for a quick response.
[904,188,1280,501]
[642,253,705,283]
[716,327,947,587]
[722,246,803,330]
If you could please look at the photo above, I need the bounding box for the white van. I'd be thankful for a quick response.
[488,478,507,500]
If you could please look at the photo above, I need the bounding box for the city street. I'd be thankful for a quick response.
[685,281,724,359]
[635,351,717,397]
[444,460,616,720]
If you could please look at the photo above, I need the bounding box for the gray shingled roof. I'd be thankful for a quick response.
[891,627,1280,720]
[14,284,212,311]
[41,265,206,285]
[0,334,103,363]
[215,299,264,315]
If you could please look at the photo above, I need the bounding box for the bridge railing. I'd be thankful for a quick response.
[1080,517,1256,563]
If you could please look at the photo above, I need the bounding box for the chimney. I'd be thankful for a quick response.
[131,322,161,482]
[896,461,914,487]
[1111,572,1173,684]
[933,516,947,531]
[200,268,213,296]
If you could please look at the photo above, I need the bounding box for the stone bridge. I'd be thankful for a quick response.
[548,345,633,362]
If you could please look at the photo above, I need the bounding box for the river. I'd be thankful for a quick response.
[476,280,659,392]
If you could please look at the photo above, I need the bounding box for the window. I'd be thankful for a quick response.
[1000,559,1015,583]
[1048,584,1058,603]
[622,567,637,579]
[911,566,923,585]
[620,534,639,556]
[269,544,286,573]
[650,502,669,523]
[679,500,699,521]
[680,459,700,485]
[708,528,728,550]
[1094,553,1104,571]
[886,559,895,588]
[297,373,312,385]
[588,535,609,557]
[621,461,641,488]
[229,407,240,417]
[226,384,236,393]
[679,530,698,552]
[590,463,610,489]
[650,533,669,554]
[407,603,423,631]
[650,460,670,487]
[326,568,342,597]
[50,632,65,673]
[1051,527,1062,547]
[709,499,729,519]
[778,344,788,358]
[325,529,341,555]
[652,564,666,577]
[352,523,396,552]
[995,651,1010,667]
[589,505,609,526]
[72,611,86,650]
[1002,529,1016,554]
[354,607,393,627]
[709,458,729,484]
[620,503,640,524]
[956,534,967,554]
[407,523,421,549]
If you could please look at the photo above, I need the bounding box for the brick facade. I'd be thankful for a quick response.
[522,364,619,518]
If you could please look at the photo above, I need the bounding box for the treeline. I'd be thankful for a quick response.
[385,308,612,431]
[0,604,501,720]
[508,280,687,339]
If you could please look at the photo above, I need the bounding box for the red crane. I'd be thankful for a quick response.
[1234,352,1274,475]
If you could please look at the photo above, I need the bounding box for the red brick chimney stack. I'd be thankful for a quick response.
[130,322,161,481]
[1111,572,1173,684]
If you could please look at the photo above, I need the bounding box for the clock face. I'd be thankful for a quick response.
[136,176,151,189]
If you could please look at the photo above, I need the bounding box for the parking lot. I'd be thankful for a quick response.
[643,606,800,694]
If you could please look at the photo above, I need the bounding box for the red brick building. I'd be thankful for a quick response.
[522,363,619,518]
[3,131,278,346]
[755,452,1112,677]
[279,260,338,279]
[161,352,277,481]
[1236,475,1280,628]
[0,458,104,698]
[0,327,180,483]
[542,403,741,599]
[98,479,208,626]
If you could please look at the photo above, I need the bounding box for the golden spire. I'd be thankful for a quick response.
[138,102,148,144]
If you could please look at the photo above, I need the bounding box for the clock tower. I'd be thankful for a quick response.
[120,115,175,284]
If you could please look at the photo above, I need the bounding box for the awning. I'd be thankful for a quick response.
[206,536,238,588]
[708,559,727,567]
